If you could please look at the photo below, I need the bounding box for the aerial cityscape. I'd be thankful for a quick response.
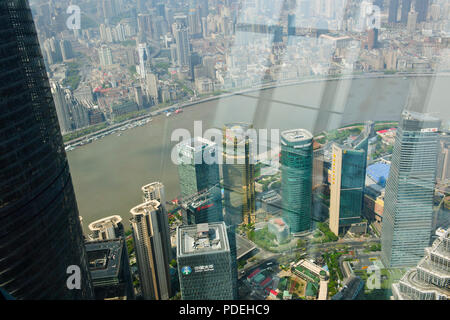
[0,0,449,303]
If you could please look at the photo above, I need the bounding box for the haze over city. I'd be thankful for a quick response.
[0,0,449,304]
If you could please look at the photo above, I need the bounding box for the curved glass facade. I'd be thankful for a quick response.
[0,0,93,299]
[280,129,313,234]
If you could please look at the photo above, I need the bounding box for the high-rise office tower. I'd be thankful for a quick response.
[288,13,296,36]
[436,136,450,183]
[173,23,191,68]
[85,238,134,300]
[198,0,209,18]
[181,186,223,225]
[381,111,441,268]
[407,8,418,33]
[367,28,379,50]
[98,45,113,67]
[415,0,429,22]
[137,42,149,77]
[329,130,369,236]
[392,228,449,300]
[141,182,171,261]
[88,215,124,241]
[177,136,239,299]
[130,200,171,300]
[0,0,93,299]
[59,39,73,61]
[102,0,117,22]
[400,0,412,23]
[280,129,313,234]
[222,123,256,225]
[51,80,73,134]
[188,8,202,36]
[176,137,220,199]
[145,72,159,104]
[389,0,400,23]
[177,223,234,300]
[50,81,90,134]
[134,86,144,108]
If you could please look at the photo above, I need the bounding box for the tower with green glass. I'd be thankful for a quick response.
[281,129,314,234]
[176,137,220,199]
[329,130,369,236]
[381,111,441,268]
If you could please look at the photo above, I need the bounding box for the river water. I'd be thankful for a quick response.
[67,76,450,232]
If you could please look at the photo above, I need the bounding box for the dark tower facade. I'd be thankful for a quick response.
[0,0,94,299]
[389,0,400,23]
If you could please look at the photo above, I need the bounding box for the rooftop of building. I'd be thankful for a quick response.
[180,185,220,206]
[177,222,229,256]
[281,129,313,143]
[260,190,282,202]
[88,215,122,232]
[402,110,441,122]
[141,181,163,194]
[399,268,449,299]
[85,239,124,280]
[130,200,161,217]
[176,136,217,153]
[268,218,289,232]
[223,123,254,145]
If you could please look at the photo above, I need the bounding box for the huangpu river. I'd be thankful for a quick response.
[67,75,450,232]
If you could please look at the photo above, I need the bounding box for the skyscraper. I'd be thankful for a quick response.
[392,228,449,300]
[329,130,369,236]
[173,23,191,68]
[280,129,313,234]
[130,200,171,300]
[288,13,296,36]
[0,0,93,299]
[389,0,400,23]
[367,28,379,50]
[180,186,223,225]
[222,123,256,225]
[60,39,73,61]
[88,215,124,241]
[400,0,412,23]
[381,111,441,268]
[98,45,113,67]
[177,223,234,300]
[141,182,171,261]
[407,8,418,33]
[51,80,73,134]
[85,238,134,300]
[50,80,90,134]
[176,137,220,199]
[415,0,430,22]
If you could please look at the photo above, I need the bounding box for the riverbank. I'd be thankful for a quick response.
[64,72,449,148]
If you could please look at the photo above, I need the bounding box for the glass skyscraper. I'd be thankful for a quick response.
[381,111,442,268]
[329,130,369,236]
[176,137,220,199]
[177,222,234,300]
[222,123,256,226]
[0,0,93,299]
[280,129,313,234]
[181,186,223,225]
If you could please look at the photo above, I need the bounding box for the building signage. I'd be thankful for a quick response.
[181,266,192,275]
[194,264,214,273]
[421,128,438,133]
